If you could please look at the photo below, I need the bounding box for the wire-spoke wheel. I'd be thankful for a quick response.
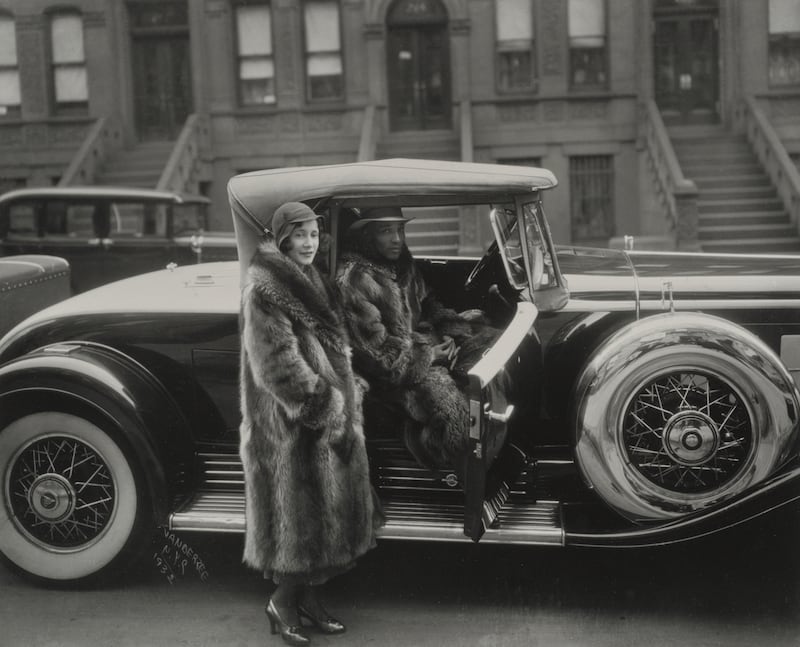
[574,312,800,521]
[0,412,146,584]
[622,371,753,493]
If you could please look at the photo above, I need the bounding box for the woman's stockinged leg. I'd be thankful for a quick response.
[266,581,310,645]
[298,584,346,635]
[271,581,301,623]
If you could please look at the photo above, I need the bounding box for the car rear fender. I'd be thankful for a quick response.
[0,341,195,524]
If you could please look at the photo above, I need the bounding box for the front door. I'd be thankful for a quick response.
[653,3,719,125]
[129,1,193,140]
[387,0,451,131]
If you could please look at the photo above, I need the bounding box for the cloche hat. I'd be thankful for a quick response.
[271,202,321,248]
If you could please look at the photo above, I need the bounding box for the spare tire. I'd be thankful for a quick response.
[573,312,800,522]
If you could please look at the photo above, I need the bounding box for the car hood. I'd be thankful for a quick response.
[628,250,800,302]
[557,247,800,312]
[0,261,241,356]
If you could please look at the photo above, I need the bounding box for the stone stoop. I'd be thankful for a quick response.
[94,141,174,189]
[669,125,800,254]
[376,131,463,256]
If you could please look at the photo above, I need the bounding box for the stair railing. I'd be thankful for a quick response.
[157,113,210,193]
[639,100,699,250]
[58,116,121,186]
[736,96,800,230]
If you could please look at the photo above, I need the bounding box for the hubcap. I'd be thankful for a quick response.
[622,371,753,493]
[663,412,719,466]
[28,474,75,522]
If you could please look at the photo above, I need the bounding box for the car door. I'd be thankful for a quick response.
[463,300,538,541]
[1,200,42,256]
[37,199,105,292]
[101,200,174,284]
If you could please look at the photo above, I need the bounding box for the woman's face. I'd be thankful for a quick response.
[370,222,405,261]
[284,220,319,266]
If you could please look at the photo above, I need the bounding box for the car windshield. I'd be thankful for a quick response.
[490,199,559,293]
[490,205,527,289]
[521,200,558,291]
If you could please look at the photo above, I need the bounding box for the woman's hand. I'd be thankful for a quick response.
[432,336,457,366]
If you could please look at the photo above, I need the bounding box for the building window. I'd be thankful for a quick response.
[498,157,542,169]
[303,0,343,102]
[568,0,607,90]
[50,11,88,115]
[235,2,275,105]
[0,13,21,118]
[769,0,800,86]
[570,155,614,245]
[495,0,535,92]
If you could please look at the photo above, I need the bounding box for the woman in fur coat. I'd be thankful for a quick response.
[239,202,382,646]
[335,206,493,470]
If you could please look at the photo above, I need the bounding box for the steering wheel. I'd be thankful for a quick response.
[464,240,498,291]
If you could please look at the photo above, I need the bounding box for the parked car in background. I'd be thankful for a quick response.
[0,254,70,337]
[0,187,237,293]
[1,159,800,587]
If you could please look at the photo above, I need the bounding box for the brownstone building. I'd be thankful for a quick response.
[1,0,799,253]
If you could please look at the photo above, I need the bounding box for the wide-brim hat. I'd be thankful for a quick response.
[271,201,321,247]
[348,206,413,231]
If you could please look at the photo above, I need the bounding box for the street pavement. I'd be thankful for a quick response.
[1,510,798,647]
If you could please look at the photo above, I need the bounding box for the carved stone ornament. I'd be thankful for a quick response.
[305,113,343,132]
[235,116,276,135]
[0,126,23,146]
[498,103,538,123]
[569,101,608,120]
[542,101,565,121]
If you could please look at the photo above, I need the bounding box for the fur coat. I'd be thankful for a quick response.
[239,241,381,577]
[335,247,479,468]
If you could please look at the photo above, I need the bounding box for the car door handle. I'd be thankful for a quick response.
[484,403,514,424]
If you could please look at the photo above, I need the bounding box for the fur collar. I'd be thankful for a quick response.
[339,249,418,289]
[247,241,347,352]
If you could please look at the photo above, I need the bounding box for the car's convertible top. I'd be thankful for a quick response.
[227,158,557,273]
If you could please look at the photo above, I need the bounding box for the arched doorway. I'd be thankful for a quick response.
[653,0,720,125]
[386,0,451,131]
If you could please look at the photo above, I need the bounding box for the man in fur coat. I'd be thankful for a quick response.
[239,202,382,642]
[335,206,491,470]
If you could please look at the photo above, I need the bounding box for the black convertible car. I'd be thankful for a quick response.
[0,159,799,585]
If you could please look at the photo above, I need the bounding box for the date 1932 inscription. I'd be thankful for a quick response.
[152,527,210,585]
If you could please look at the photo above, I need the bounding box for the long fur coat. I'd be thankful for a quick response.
[335,247,480,468]
[239,241,381,577]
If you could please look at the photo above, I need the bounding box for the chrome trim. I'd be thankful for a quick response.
[563,298,800,313]
[172,453,563,544]
[573,312,800,521]
[170,492,564,546]
[469,301,538,389]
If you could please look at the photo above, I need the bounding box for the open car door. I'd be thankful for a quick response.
[463,301,538,541]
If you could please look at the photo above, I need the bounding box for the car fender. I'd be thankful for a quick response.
[0,341,195,524]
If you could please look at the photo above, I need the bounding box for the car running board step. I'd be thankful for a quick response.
[169,491,564,546]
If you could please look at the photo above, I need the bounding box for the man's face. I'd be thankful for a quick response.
[370,222,405,261]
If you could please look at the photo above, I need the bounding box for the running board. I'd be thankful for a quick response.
[169,490,564,546]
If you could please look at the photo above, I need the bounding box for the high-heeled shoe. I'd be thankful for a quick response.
[297,604,346,635]
[265,599,310,646]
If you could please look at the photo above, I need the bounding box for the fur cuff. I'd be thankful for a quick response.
[299,380,344,430]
